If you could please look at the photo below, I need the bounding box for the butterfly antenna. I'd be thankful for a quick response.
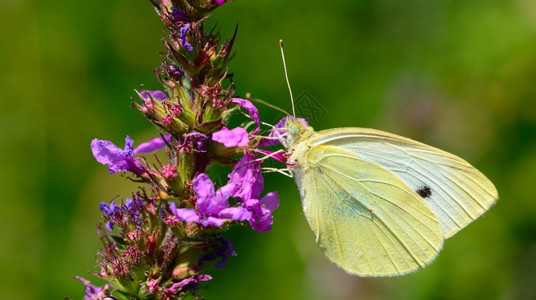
[247,93,290,116]
[280,40,296,116]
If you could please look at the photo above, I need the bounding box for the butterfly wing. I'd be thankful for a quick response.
[294,144,443,276]
[309,127,498,238]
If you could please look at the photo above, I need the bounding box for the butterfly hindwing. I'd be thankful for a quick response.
[295,144,444,276]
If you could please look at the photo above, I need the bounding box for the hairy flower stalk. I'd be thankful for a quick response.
[78,1,288,299]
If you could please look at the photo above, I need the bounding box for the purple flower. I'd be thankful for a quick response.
[232,98,260,134]
[199,236,236,268]
[125,197,142,226]
[165,274,212,294]
[99,198,144,231]
[182,131,208,152]
[170,8,186,23]
[216,0,227,5]
[221,153,263,200]
[99,201,117,218]
[213,236,236,268]
[99,201,122,231]
[212,126,249,147]
[171,174,250,227]
[91,136,144,175]
[243,191,279,232]
[259,116,309,147]
[180,23,193,52]
[92,135,172,175]
[140,90,168,101]
[133,135,172,154]
[211,99,263,148]
[75,276,110,300]
[220,153,280,232]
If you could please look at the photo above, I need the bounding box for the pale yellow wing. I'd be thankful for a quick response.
[309,128,498,238]
[295,144,444,276]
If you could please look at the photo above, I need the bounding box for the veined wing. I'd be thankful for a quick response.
[296,144,443,276]
[310,127,498,238]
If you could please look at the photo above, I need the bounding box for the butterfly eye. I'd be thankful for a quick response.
[289,124,298,135]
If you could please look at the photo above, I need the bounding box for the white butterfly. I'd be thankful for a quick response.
[280,119,497,276]
[275,40,498,276]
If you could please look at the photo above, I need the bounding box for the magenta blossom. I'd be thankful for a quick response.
[221,152,264,200]
[164,274,212,295]
[92,135,171,175]
[182,131,208,152]
[134,135,172,154]
[180,23,193,52]
[209,98,281,231]
[232,98,260,134]
[212,127,249,147]
[140,90,168,101]
[91,136,143,175]
[75,276,110,300]
[220,153,279,232]
[215,0,235,6]
[171,173,250,227]
[211,98,260,147]
[243,191,279,232]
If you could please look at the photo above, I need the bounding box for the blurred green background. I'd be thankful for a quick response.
[2,0,536,299]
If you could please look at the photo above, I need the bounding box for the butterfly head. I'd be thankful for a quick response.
[279,117,313,149]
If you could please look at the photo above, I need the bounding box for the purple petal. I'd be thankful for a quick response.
[193,173,229,215]
[91,139,123,166]
[213,237,236,268]
[232,98,260,134]
[75,276,110,299]
[110,202,121,215]
[219,206,251,221]
[91,136,143,175]
[105,221,114,232]
[212,127,249,147]
[240,191,279,232]
[99,202,113,217]
[170,8,187,22]
[184,132,208,152]
[134,135,172,154]
[180,23,193,52]
[125,198,136,213]
[124,136,134,154]
[249,213,274,232]
[140,90,168,101]
[222,153,264,200]
[260,191,279,213]
[125,198,141,225]
[244,198,262,217]
[173,208,201,223]
[257,137,281,147]
[216,0,227,5]
[200,216,224,227]
[167,274,212,293]
[192,174,215,206]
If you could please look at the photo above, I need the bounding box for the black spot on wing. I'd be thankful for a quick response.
[416,186,432,199]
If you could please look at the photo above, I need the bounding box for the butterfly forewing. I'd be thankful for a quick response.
[310,128,498,238]
[296,144,444,276]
